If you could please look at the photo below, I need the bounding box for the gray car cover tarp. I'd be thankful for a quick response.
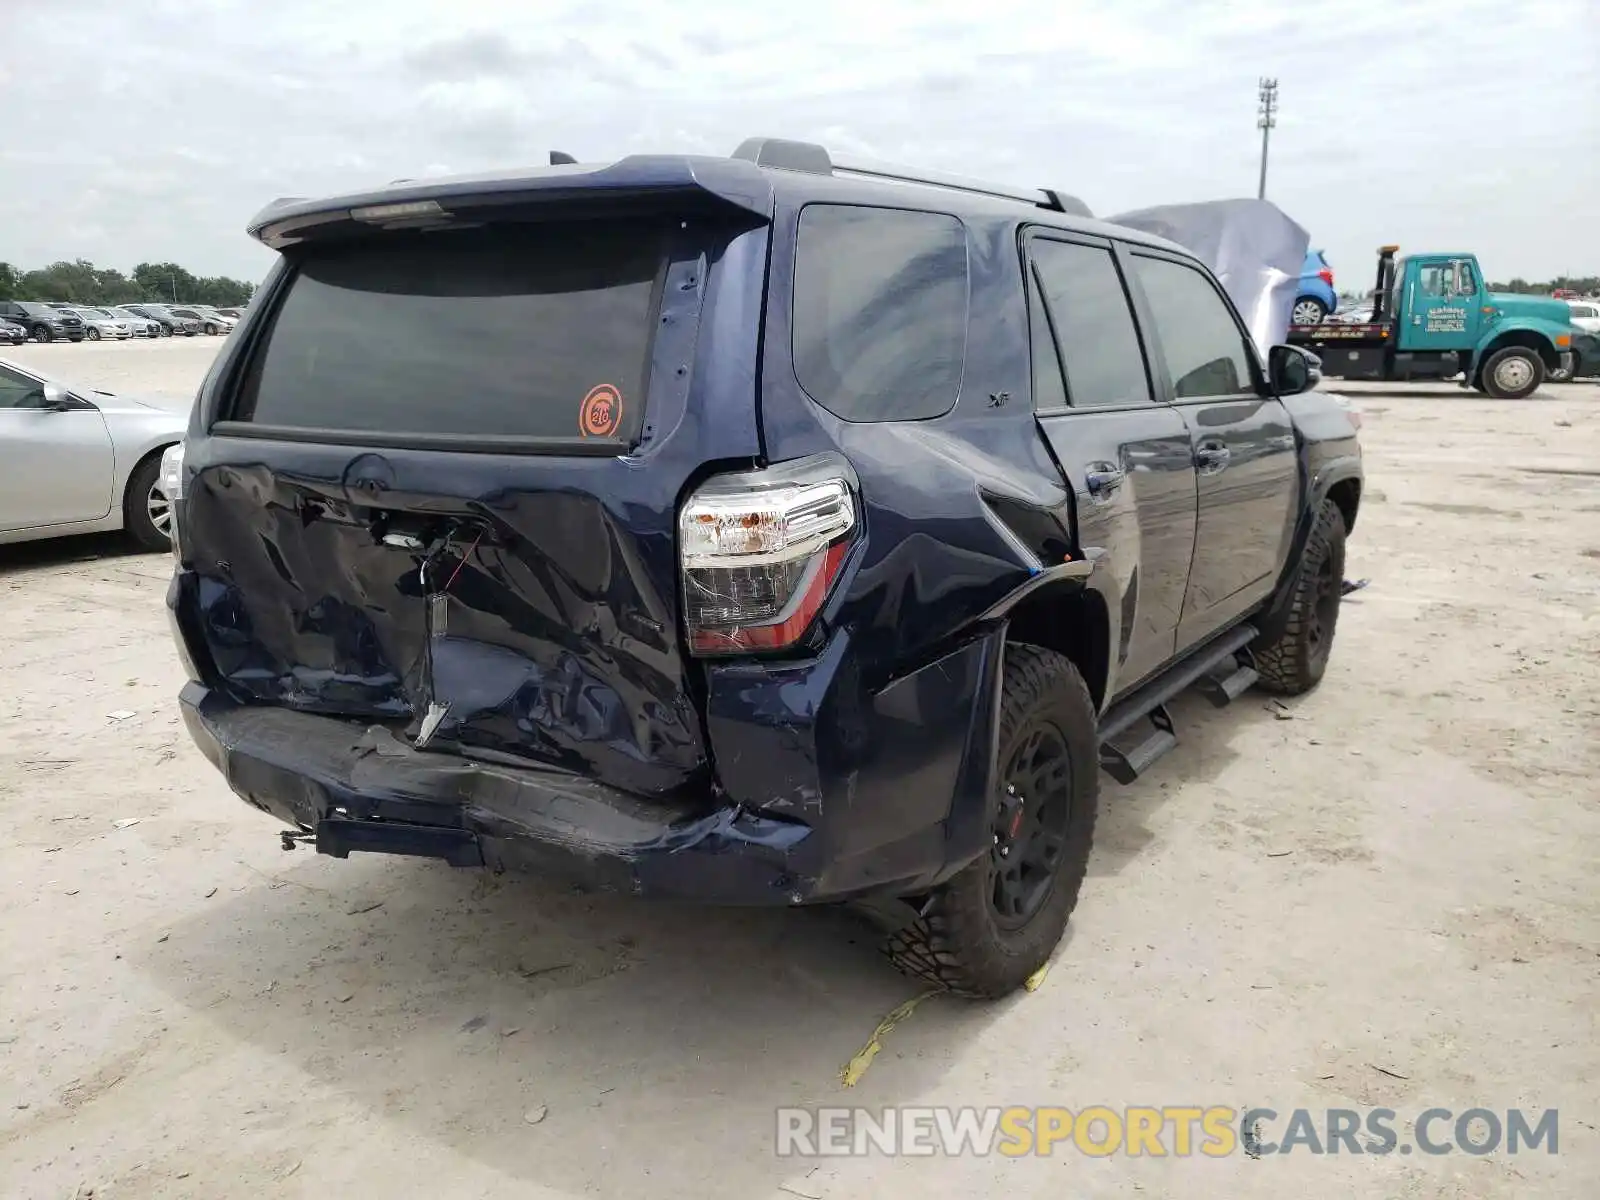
[1108,198,1311,359]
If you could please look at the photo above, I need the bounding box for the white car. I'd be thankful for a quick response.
[0,357,186,550]
[1566,301,1600,334]
[169,306,236,336]
[63,306,135,341]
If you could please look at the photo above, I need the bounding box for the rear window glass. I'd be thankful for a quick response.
[792,205,967,422]
[233,223,666,442]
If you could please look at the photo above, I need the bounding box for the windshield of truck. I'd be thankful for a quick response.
[231,222,667,443]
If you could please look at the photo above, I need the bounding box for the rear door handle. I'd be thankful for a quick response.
[1196,441,1231,474]
[1085,462,1125,499]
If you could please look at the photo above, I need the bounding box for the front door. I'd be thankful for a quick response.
[0,364,115,531]
[1124,252,1300,648]
[1399,258,1483,352]
[1025,233,1199,695]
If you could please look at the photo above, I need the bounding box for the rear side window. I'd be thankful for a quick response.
[233,222,667,442]
[792,205,967,422]
[1131,256,1258,398]
[1029,240,1151,408]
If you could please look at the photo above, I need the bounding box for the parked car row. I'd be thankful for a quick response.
[0,300,245,343]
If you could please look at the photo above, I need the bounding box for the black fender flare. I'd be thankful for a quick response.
[1256,457,1361,644]
[975,549,1124,710]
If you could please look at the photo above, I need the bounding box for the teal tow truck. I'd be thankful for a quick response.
[1289,245,1583,398]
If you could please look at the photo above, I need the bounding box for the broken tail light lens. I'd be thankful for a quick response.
[680,457,857,655]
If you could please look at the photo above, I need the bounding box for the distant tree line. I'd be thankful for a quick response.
[0,259,255,308]
[1486,276,1600,296]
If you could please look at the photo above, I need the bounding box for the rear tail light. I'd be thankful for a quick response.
[1318,268,1334,286]
[679,456,857,655]
[160,442,185,559]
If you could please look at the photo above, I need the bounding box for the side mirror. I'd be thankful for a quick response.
[41,382,75,411]
[1268,344,1321,396]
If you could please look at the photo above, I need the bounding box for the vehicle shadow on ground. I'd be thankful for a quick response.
[1088,688,1267,875]
[131,855,1008,1195]
[127,678,1267,1193]
[0,532,151,576]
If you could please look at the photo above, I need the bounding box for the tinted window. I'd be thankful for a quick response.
[1572,305,1598,319]
[234,223,666,441]
[1030,241,1151,408]
[0,365,46,409]
[1132,256,1257,398]
[792,205,967,422]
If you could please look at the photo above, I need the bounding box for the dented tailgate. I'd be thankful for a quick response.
[175,212,770,798]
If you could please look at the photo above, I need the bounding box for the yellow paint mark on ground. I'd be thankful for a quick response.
[839,990,941,1087]
[1024,962,1050,992]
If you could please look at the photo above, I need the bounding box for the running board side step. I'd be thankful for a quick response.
[1099,703,1176,785]
[1095,623,1259,783]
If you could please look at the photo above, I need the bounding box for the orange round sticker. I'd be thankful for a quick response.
[579,384,623,438]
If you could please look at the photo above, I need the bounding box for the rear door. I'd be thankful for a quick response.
[1025,232,1198,693]
[181,213,768,797]
[1125,251,1299,648]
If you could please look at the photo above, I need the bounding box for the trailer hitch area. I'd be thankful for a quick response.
[280,829,316,852]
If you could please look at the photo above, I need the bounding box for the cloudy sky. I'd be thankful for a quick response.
[3,0,1596,286]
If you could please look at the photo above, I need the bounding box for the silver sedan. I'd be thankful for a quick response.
[0,357,187,550]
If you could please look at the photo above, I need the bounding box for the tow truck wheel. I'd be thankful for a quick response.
[1481,347,1544,399]
[1292,297,1328,325]
[882,644,1099,998]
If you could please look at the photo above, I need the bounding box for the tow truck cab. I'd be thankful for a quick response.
[1289,246,1580,397]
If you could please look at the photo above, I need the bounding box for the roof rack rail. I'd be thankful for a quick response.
[730,136,1091,218]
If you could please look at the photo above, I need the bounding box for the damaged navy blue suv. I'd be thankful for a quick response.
[164,137,1362,996]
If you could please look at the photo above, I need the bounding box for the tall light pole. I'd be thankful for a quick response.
[1257,77,1278,200]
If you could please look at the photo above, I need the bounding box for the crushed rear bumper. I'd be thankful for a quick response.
[179,681,825,903]
[176,625,1006,906]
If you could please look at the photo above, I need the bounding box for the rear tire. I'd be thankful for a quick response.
[32,324,52,343]
[882,644,1099,998]
[123,452,174,552]
[1253,499,1346,695]
[1480,346,1543,399]
[1292,297,1329,325]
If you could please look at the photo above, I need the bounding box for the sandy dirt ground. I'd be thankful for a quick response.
[2,339,1598,1199]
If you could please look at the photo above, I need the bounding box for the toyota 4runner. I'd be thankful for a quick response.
[163,138,1362,997]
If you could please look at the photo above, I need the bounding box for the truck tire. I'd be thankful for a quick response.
[1480,346,1544,399]
[883,644,1099,998]
[1253,498,1346,695]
